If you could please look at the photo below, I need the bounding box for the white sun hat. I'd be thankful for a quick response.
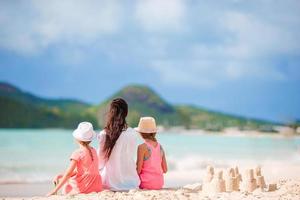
[72,122,96,141]
[134,117,158,133]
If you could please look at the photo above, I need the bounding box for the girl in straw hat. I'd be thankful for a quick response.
[47,122,102,196]
[135,117,168,190]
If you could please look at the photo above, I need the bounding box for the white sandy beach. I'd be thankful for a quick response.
[1,164,300,199]
[1,179,299,200]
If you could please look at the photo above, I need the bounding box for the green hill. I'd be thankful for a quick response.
[0,82,98,128]
[97,85,276,131]
[176,105,275,131]
[97,85,184,127]
[0,82,90,114]
[0,82,277,131]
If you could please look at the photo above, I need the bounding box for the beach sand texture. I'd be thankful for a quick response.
[1,179,299,200]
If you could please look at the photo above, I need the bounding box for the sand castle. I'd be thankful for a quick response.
[234,166,242,182]
[255,166,266,190]
[244,169,257,192]
[202,165,214,192]
[204,165,214,182]
[210,170,226,193]
[225,168,239,192]
[267,183,277,192]
[243,167,278,192]
[203,166,237,193]
[203,165,277,194]
[202,166,226,193]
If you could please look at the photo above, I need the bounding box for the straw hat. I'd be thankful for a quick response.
[72,122,96,141]
[134,117,158,133]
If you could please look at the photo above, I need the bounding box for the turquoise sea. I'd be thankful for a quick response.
[0,129,300,186]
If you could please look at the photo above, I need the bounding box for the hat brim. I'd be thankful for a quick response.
[72,130,96,142]
[134,127,158,134]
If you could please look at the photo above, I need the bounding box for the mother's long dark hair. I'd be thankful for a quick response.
[103,98,128,159]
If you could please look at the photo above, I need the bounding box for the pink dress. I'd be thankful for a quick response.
[63,147,102,194]
[139,141,164,190]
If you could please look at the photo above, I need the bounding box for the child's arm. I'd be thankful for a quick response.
[53,169,76,184]
[46,160,77,196]
[161,147,168,173]
[53,174,63,185]
[136,144,145,174]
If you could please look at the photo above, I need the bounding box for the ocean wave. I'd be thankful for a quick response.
[0,172,53,184]
[168,153,300,171]
[1,154,300,185]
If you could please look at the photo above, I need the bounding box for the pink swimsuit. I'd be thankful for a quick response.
[139,141,164,190]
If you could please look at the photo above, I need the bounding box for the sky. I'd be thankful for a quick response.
[0,0,300,123]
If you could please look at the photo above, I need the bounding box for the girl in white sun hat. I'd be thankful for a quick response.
[47,122,102,196]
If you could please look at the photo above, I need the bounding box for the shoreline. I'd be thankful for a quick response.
[1,127,299,137]
[173,129,300,138]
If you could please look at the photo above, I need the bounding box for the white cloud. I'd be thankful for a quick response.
[135,0,185,32]
[0,0,299,86]
[150,59,287,88]
[151,60,217,88]
[224,64,286,81]
[0,0,121,54]
[144,1,299,87]
[221,11,300,59]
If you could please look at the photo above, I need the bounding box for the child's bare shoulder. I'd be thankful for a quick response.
[138,143,147,151]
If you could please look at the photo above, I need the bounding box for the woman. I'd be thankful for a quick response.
[97,98,140,190]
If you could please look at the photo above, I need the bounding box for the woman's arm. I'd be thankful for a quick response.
[136,144,145,174]
[161,148,168,173]
[97,147,107,170]
[97,132,107,170]
[46,160,77,196]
